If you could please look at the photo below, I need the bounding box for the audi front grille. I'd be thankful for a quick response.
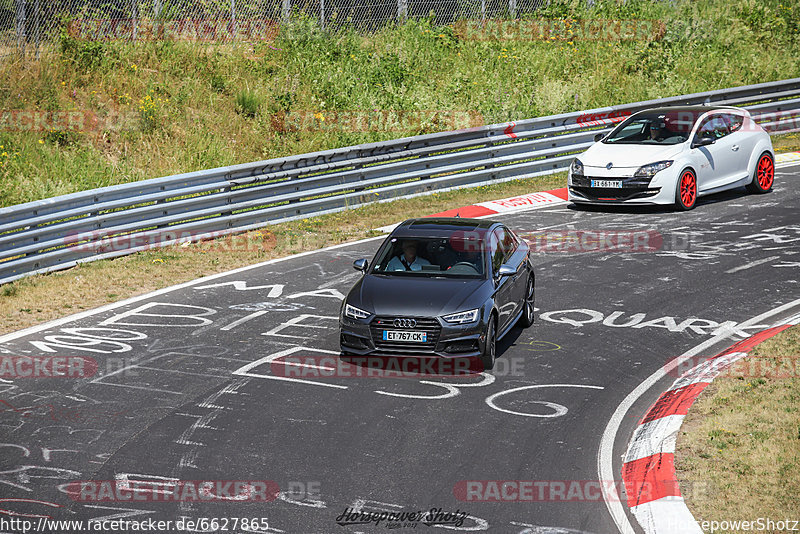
[370,316,441,352]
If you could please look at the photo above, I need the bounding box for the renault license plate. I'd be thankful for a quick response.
[591,180,622,188]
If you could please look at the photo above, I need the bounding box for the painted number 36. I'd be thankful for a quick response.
[233,347,604,419]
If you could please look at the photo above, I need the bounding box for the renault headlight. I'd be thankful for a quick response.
[570,158,584,176]
[634,160,673,178]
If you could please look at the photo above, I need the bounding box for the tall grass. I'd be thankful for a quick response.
[0,0,798,207]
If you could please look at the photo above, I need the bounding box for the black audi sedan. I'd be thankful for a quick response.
[339,218,534,370]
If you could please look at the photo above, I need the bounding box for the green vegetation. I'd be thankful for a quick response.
[0,0,798,207]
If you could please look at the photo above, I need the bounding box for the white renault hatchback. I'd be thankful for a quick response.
[567,106,774,210]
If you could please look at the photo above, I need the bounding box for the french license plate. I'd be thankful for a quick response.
[591,180,622,188]
[382,330,427,343]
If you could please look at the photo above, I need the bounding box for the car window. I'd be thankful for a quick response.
[609,121,646,142]
[604,113,688,145]
[489,230,504,274]
[371,236,485,278]
[490,228,517,273]
[697,114,731,140]
[499,227,517,258]
[723,113,744,133]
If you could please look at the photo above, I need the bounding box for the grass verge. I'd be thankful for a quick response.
[676,325,800,530]
[772,132,800,154]
[0,172,563,334]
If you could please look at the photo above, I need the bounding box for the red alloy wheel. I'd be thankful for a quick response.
[757,154,774,190]
[679,170,696,208]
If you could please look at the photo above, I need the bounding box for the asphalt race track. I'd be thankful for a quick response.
[1,163,799,534]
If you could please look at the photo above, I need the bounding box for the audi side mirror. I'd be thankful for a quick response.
[353,259,368,272]
[594,133,605,142]
[497,264,516,277]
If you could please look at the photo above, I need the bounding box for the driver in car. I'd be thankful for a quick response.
[387,240,431,271]
[649,121,668,142]
[446,234,483,273]
[453,248,482,272]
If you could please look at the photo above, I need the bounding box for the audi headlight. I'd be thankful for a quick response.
[345,303,371,320]
[442,309,480,324]
[634,160,673,178]
[570,158,584,176]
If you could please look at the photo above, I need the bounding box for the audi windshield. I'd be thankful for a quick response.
[370,236,486,278]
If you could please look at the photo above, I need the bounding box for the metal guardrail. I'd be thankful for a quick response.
[2,77,800,285]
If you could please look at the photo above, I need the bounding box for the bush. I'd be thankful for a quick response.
[59,29,109,71]
[235,90,262,118]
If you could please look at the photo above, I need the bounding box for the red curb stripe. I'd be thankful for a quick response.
[623,453,680,507]
[623,321,797,523]
[546,187,569,200]
[640,382,709,424]
[426,187,569,219]
[717,324,792,357]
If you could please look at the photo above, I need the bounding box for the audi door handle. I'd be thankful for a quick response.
[731,145,740,151]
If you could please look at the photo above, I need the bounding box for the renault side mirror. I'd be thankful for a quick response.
[692,136,715,149]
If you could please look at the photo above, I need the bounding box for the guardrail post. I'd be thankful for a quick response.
[282,0,291,22]
[230,0,237,44]
[15,0,26,59]
[155,187,168,231]
[222,184,233,226]
[90,195,102,259]
[481,0,486,21]
[131,0,139,41]
[320,0,325,29]
[509,0,516,18]
[153,0,162,37]
[33,0,40,59]
[397,0,407,21]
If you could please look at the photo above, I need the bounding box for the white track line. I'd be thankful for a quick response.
[724,255,781,274]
